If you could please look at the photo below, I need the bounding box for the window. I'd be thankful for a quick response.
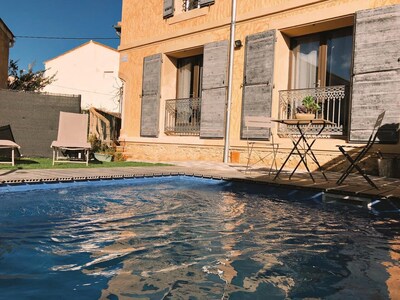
[182,0,199,12]
[290,27,353,89]
[282,27,353,134]
[177,55,203,98]
[164,54,203,135]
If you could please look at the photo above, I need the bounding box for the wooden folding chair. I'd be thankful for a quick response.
[245,116,279,175]
[336,111,386,189]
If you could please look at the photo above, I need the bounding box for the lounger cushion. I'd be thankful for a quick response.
[0,140,20,149]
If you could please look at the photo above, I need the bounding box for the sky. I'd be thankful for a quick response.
[2,0,122,71]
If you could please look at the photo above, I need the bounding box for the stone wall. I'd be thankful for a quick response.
[120,142,224,163]
[120,140,383,175]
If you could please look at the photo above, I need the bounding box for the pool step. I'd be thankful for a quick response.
[322,192,372,208]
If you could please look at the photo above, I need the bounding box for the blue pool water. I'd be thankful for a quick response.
[0,177,399,299]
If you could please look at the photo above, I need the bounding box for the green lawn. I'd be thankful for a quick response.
[0,157,169,170]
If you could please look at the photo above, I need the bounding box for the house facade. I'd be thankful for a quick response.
[118,0,400,168]
[0,19,14,89]
[44,40,122,113]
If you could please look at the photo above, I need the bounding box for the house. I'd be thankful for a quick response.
[117,0,400,168]
[0,19,14,89]
[44,40,122,113]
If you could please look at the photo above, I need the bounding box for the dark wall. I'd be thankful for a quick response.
[0,89,81,157]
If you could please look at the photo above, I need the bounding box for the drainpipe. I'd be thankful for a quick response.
[223,0,237,163]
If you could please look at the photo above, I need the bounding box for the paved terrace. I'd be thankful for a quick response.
[1,161,400,205]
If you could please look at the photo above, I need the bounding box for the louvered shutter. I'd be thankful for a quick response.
[350,4,400,142]
[140,54,162,137]
[200,40,229,138]
[163,0,174,19]
[199,0,215,7]
[241,30,275,139]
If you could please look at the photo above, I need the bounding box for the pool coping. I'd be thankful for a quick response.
[1,165,400,206]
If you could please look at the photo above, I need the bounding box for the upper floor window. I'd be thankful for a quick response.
[290,27,353,89]
[183,0,200,12]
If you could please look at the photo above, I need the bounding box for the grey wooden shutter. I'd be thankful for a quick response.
[140,54,162,137]
[163,0,174,19]
[350,4,400,142]
[200,40,229,138]
[241,30,275,139]
[199,0,215,7]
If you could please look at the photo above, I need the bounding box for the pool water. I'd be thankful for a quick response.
[0,177,399,299]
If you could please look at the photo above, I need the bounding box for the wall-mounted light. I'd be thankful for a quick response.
[234,39,242,48]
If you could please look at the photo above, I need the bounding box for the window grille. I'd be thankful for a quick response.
[182,0,199,11]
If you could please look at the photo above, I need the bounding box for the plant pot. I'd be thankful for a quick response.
[378,158,395,178]
[295,113,315,120]
[94,153,113,162]
[230,151,240,163]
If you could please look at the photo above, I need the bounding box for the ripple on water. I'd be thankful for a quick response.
[0,178,399,299]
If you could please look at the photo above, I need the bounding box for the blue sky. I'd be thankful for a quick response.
[2,0,122,71]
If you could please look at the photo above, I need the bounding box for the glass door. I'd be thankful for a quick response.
[290,35,320,89]
[289,27,353,133]
[290,27,353,89]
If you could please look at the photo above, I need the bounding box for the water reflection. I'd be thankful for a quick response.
[0,179,399,299]
[79,183,400,299]
[374,218,400,300]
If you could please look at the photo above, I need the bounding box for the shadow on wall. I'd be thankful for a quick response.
[376,123,400,144]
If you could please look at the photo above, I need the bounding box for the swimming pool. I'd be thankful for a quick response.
[0,176,399,299]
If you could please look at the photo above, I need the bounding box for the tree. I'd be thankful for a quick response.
[7,60,56,92]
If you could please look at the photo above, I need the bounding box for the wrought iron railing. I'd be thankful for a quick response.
[165,97,201,136]
[182,0,199,11]
[278,85,348,136]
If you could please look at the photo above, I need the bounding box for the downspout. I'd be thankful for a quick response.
[223,0,237,163]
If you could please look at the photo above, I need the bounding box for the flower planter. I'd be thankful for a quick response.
[94,153,113,162]
[295,113,315,120]
[378,158,395,178]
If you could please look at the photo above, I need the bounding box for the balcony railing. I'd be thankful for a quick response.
[182,0,199,11]
[278,85,348,136]
[165,97,201,136]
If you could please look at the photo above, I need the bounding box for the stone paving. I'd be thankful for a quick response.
[0,161,400,206]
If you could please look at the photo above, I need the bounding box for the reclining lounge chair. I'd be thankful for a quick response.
[51,112,91,166]
[0,124,21,166]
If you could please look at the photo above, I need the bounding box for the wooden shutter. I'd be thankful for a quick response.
[199,0,215,7]
[140,54,162,137]
[241,30,275,139]
[163,0,174,19]
[200,40,229,138]
[350,4,400,142]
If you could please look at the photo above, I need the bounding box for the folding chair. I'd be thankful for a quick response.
[336,111,386,189]
[245,116,279,175]
[51,112,91,166]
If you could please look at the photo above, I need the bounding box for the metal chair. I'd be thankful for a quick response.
[245,116,279,175]
[336,111,386,189]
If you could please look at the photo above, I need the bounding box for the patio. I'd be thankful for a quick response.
[0,161,400,208]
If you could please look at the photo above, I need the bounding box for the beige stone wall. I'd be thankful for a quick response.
[119,0,400,163]
[120,141,224,163]
[120,140,382,173]
[0,28,10,89]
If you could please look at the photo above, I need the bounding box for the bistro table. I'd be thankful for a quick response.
[272,118,335,183]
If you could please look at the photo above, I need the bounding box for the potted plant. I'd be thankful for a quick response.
[296,96,321,120]
[89,135,115,162]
